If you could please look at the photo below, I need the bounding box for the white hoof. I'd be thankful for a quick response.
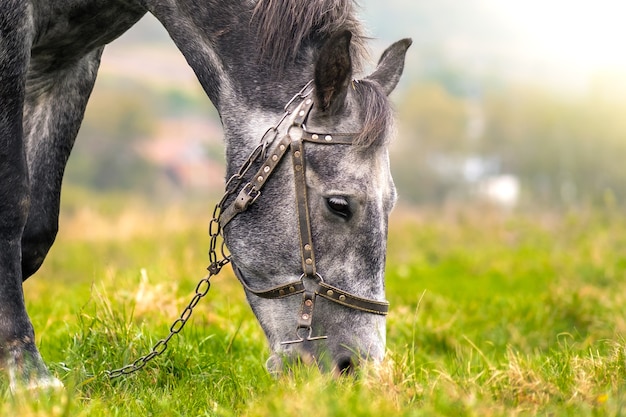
[9,374,64,393]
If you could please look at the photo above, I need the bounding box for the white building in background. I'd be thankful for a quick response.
[477,174,520,208]
[460,155,521,208]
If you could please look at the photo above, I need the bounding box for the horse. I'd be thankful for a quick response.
[0,0,410,390]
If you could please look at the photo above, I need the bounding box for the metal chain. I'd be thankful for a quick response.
[105,81,313,379]
[105,202,230,379]
[261,79,313,157]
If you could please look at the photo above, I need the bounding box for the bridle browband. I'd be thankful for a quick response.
[219,81,389,345]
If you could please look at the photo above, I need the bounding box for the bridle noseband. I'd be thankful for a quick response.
[219,82,389,345]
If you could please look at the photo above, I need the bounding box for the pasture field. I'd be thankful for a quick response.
[2,192,626,416]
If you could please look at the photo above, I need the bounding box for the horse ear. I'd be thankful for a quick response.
[366,38,412,96]
[314,31,353,113]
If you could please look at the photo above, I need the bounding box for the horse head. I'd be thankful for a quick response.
[221,30,411,374]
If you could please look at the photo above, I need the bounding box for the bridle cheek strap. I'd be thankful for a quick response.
[290,134,316,277]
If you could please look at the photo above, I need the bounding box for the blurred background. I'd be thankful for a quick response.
[67,0,626,211]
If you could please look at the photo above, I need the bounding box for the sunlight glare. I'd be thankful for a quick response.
[487,0,626,75]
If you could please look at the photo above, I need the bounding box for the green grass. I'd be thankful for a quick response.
[2,200,626,416]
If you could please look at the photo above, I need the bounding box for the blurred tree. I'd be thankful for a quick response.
[481,86,626,207]
[64,85,160,192]
[392,82,470,203]
[393,78,626,208]
[400,83,467,152]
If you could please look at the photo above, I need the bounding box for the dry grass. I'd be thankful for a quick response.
[3,198,626,415]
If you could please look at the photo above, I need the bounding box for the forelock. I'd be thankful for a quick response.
[352,79,394,148]
[251,0,367,73]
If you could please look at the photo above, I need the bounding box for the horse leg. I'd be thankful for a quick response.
[0,36,103,389]
[0,3,59,392]
[21,48,104,281]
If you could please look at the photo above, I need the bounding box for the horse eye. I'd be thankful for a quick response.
[326,196,352,220]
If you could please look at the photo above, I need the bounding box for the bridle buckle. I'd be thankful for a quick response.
[233,183,261,212]
[280,326,328,346]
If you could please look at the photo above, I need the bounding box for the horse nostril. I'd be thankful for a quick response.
[265,354,284,377]
[335,355,356,375]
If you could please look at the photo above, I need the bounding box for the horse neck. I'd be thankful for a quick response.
[215,57,314,178]
[213,41,315,174]
[148,2,317,176]
[148,0,312,112]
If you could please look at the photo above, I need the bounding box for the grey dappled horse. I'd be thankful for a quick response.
[0,0,410,389]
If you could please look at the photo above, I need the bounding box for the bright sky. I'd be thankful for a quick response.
[486,0,626,77]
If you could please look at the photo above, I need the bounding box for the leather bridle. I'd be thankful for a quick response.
[219,82,389,345]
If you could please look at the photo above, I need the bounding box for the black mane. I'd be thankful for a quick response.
[251,0,367,73]
[353,79,394,147]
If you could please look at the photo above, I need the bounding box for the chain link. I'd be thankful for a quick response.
[105,81,314,379]
[105,201,230,379]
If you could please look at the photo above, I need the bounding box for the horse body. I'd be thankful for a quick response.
[0,0,409,389]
